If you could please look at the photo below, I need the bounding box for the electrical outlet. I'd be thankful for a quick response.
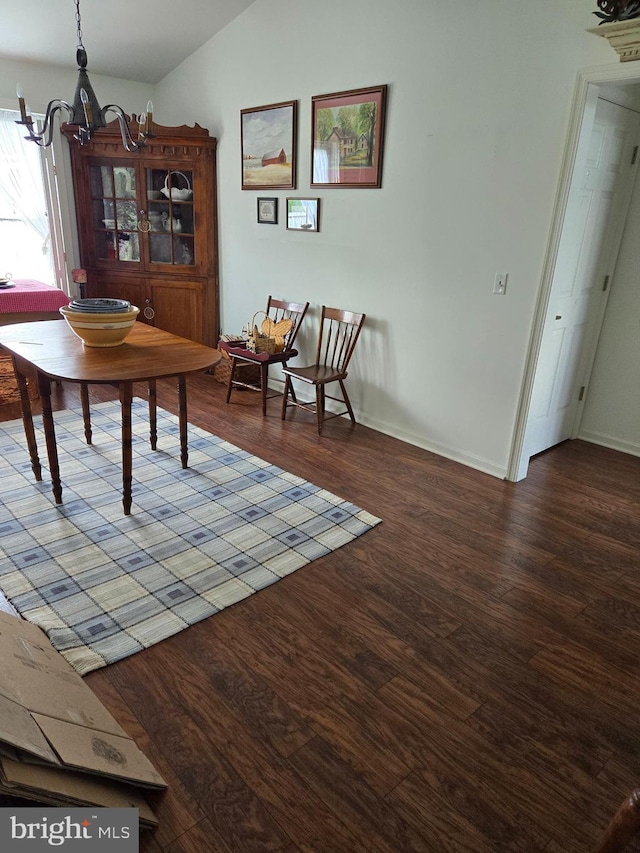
[493,272,508,295]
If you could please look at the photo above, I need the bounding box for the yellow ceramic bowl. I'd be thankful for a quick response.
[59,305,140,347]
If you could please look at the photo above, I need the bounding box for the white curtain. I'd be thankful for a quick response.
[0,109,50,257]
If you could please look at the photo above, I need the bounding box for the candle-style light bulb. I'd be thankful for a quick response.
[16,83,27,122]
[145,100,153,136]
[138,112,146,141]
[80,87,93,126]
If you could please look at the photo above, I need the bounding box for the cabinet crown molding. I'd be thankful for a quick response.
[62,119,217,152]
[588,19,640,62]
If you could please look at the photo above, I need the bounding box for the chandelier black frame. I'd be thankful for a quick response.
[15,0,153,151]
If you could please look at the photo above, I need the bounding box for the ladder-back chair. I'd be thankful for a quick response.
[281,305,365,434]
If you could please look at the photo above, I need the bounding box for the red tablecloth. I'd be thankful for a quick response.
[0,280,69,314]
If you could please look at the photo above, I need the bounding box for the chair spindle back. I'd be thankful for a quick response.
[316,306,366,374]
[267,296,309,351]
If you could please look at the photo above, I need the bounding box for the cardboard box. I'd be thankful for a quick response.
[0,759,158,828]
[0,612,166,824]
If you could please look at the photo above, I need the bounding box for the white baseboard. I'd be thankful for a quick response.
[270,379,509,480]
[577,429,640,458]
[357,412,508,480]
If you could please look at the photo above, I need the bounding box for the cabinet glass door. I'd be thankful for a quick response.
[146,168,195,266]
[89,165,140,262]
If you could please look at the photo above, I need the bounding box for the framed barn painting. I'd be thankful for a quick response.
[311,84,387,188]
[241,101,297,190]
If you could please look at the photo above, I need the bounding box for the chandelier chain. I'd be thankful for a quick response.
[75,0,83,48]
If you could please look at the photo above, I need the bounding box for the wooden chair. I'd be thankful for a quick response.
[219,296,309,416]
[280,305,365,434]
[593,790,640,853]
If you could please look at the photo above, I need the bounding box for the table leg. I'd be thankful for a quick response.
[13,356,42,482]
[260,364,268,416]
[120,382,133,515]
[148,379,157,450]
[80,382,92,445]
[178,375,188,469]
[38,371,62,504]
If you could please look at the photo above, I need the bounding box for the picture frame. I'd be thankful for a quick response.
[311,84,387,188]
[286,198,320,232]
[257,197,278,225]
[241,100,297,190]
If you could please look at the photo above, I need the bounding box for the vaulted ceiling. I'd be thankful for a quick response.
[0,0,256,84]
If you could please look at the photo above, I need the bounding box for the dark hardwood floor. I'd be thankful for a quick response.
[2,373,640,851]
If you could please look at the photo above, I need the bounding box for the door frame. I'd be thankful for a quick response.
[507,61,640,482]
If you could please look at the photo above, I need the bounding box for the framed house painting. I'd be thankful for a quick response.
[311,84,387,188]
[241,101,297,190]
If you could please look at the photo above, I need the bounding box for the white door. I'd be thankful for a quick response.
[523,98,640,460]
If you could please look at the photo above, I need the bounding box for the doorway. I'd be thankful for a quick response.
[509,63,640,482]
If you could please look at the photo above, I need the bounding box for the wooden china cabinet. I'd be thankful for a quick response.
[62,119,219,347]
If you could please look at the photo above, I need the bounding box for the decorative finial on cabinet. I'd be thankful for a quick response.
[594,1,640,24]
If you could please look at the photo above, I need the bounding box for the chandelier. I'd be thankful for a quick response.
[15,0,153,152]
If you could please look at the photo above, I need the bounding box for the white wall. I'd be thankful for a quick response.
[18,1,619,478]
[580,154,640,456]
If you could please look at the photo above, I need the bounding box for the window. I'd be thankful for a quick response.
[0,109,66,287]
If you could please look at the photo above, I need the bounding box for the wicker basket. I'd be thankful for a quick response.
[246,311,293,354]
[247,311,277,354]
[212,348,260,386]
[0,353,38,405]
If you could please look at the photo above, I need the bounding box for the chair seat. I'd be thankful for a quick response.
[283,364,347,384]
[218,340,298,364]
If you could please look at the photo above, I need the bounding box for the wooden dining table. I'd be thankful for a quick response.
[0,320,221,515]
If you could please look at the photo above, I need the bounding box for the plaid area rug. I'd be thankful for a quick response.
[0,400,380,675]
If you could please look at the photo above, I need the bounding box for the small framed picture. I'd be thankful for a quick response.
[241,100,297,190]
[311,84,387,188]
[257,197,278,224]
[286,198,320,232]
